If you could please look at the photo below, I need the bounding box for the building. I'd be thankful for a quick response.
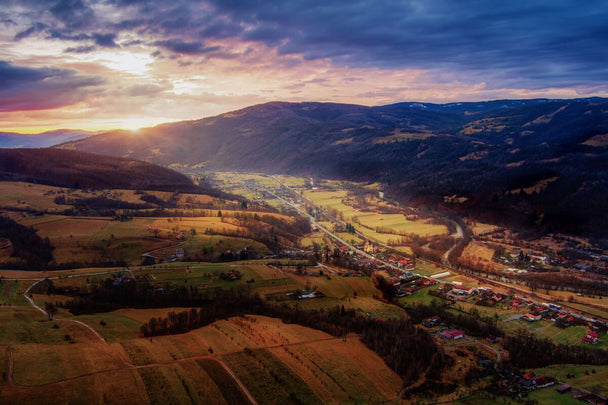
[440,329,464,340]
[532,376,556,388]
[522,313,541,322]
[582,331,599,344]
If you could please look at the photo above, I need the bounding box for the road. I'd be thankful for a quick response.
[442,222,464,266]
[264,185,407,274]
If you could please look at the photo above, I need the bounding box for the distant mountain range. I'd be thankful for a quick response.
[0,129,96,148]
[55,98,608,236]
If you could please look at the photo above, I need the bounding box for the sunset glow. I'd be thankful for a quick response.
[1,1,607,132]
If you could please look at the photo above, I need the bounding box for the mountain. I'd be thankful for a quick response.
[0,129,95,148]
[58,98,608,236]
[0,148,199,192]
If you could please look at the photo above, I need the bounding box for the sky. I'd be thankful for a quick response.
[1,0,607,133]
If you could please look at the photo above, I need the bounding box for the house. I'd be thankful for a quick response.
[440,329,464,340]
[532,376,556,388]
[582,331,599,344]
[452,285,473,295]
[423,316,441,328]
[522,313,541,322]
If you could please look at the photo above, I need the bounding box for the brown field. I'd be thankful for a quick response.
[460,241,500,271]
[288,273,379,299]
[1,314,403,404]
[246,264,286,280]
[0,182,69,211]
[469,222,501,235]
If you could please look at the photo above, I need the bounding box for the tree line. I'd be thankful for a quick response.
[505,333,608,368]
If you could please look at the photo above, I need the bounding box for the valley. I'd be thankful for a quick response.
[1,167,607,404]
[3,1,607,403]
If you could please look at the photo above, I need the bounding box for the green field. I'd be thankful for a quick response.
[16,214,276,266]
[303,189,447,246]
[530,364,608,397]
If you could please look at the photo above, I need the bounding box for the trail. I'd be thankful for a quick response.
[210,358,258,405]
[23,279,47,317]
[23,279,107,344]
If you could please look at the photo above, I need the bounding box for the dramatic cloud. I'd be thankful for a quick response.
[0,61,104,112]
[0,0,607,131]
[202,0,608,87]
[153,39,220,55]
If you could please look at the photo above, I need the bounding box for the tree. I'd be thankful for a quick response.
[45,302,58,320]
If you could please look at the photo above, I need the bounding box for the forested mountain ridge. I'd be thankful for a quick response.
[0,148,200,192]
[58,98,608,236]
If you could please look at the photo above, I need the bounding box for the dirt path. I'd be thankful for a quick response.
[23,279,108,344]
[209,358,258,405]
[23,280,47,317]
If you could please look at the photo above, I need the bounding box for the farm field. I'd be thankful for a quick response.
[0,313,403,405]
[302,189,447,247]
[0,182,220,212]
[354,212,447,237]
[3,175,608,403]
[530,364,608,397]
[15,214,277,266]
[469,222,501,236]
[0,182,70,211]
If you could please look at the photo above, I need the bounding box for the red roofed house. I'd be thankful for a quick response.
[440,329,464,340]
[582,331,599,344]
[452,285,472,295]
[532,376,556,388]
[523,313,541,322]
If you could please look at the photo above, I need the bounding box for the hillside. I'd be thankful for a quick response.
[0,148,199,192]
[59,99,608,236]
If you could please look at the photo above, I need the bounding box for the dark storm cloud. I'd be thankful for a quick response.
[64,45,96,53]
[200,0,608,87]
[6,0,608,89]
[14,22,47,40]
[50,0,95,29]
[154,39,220,55]
[0,61,104,111]
[92,32,118,47]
